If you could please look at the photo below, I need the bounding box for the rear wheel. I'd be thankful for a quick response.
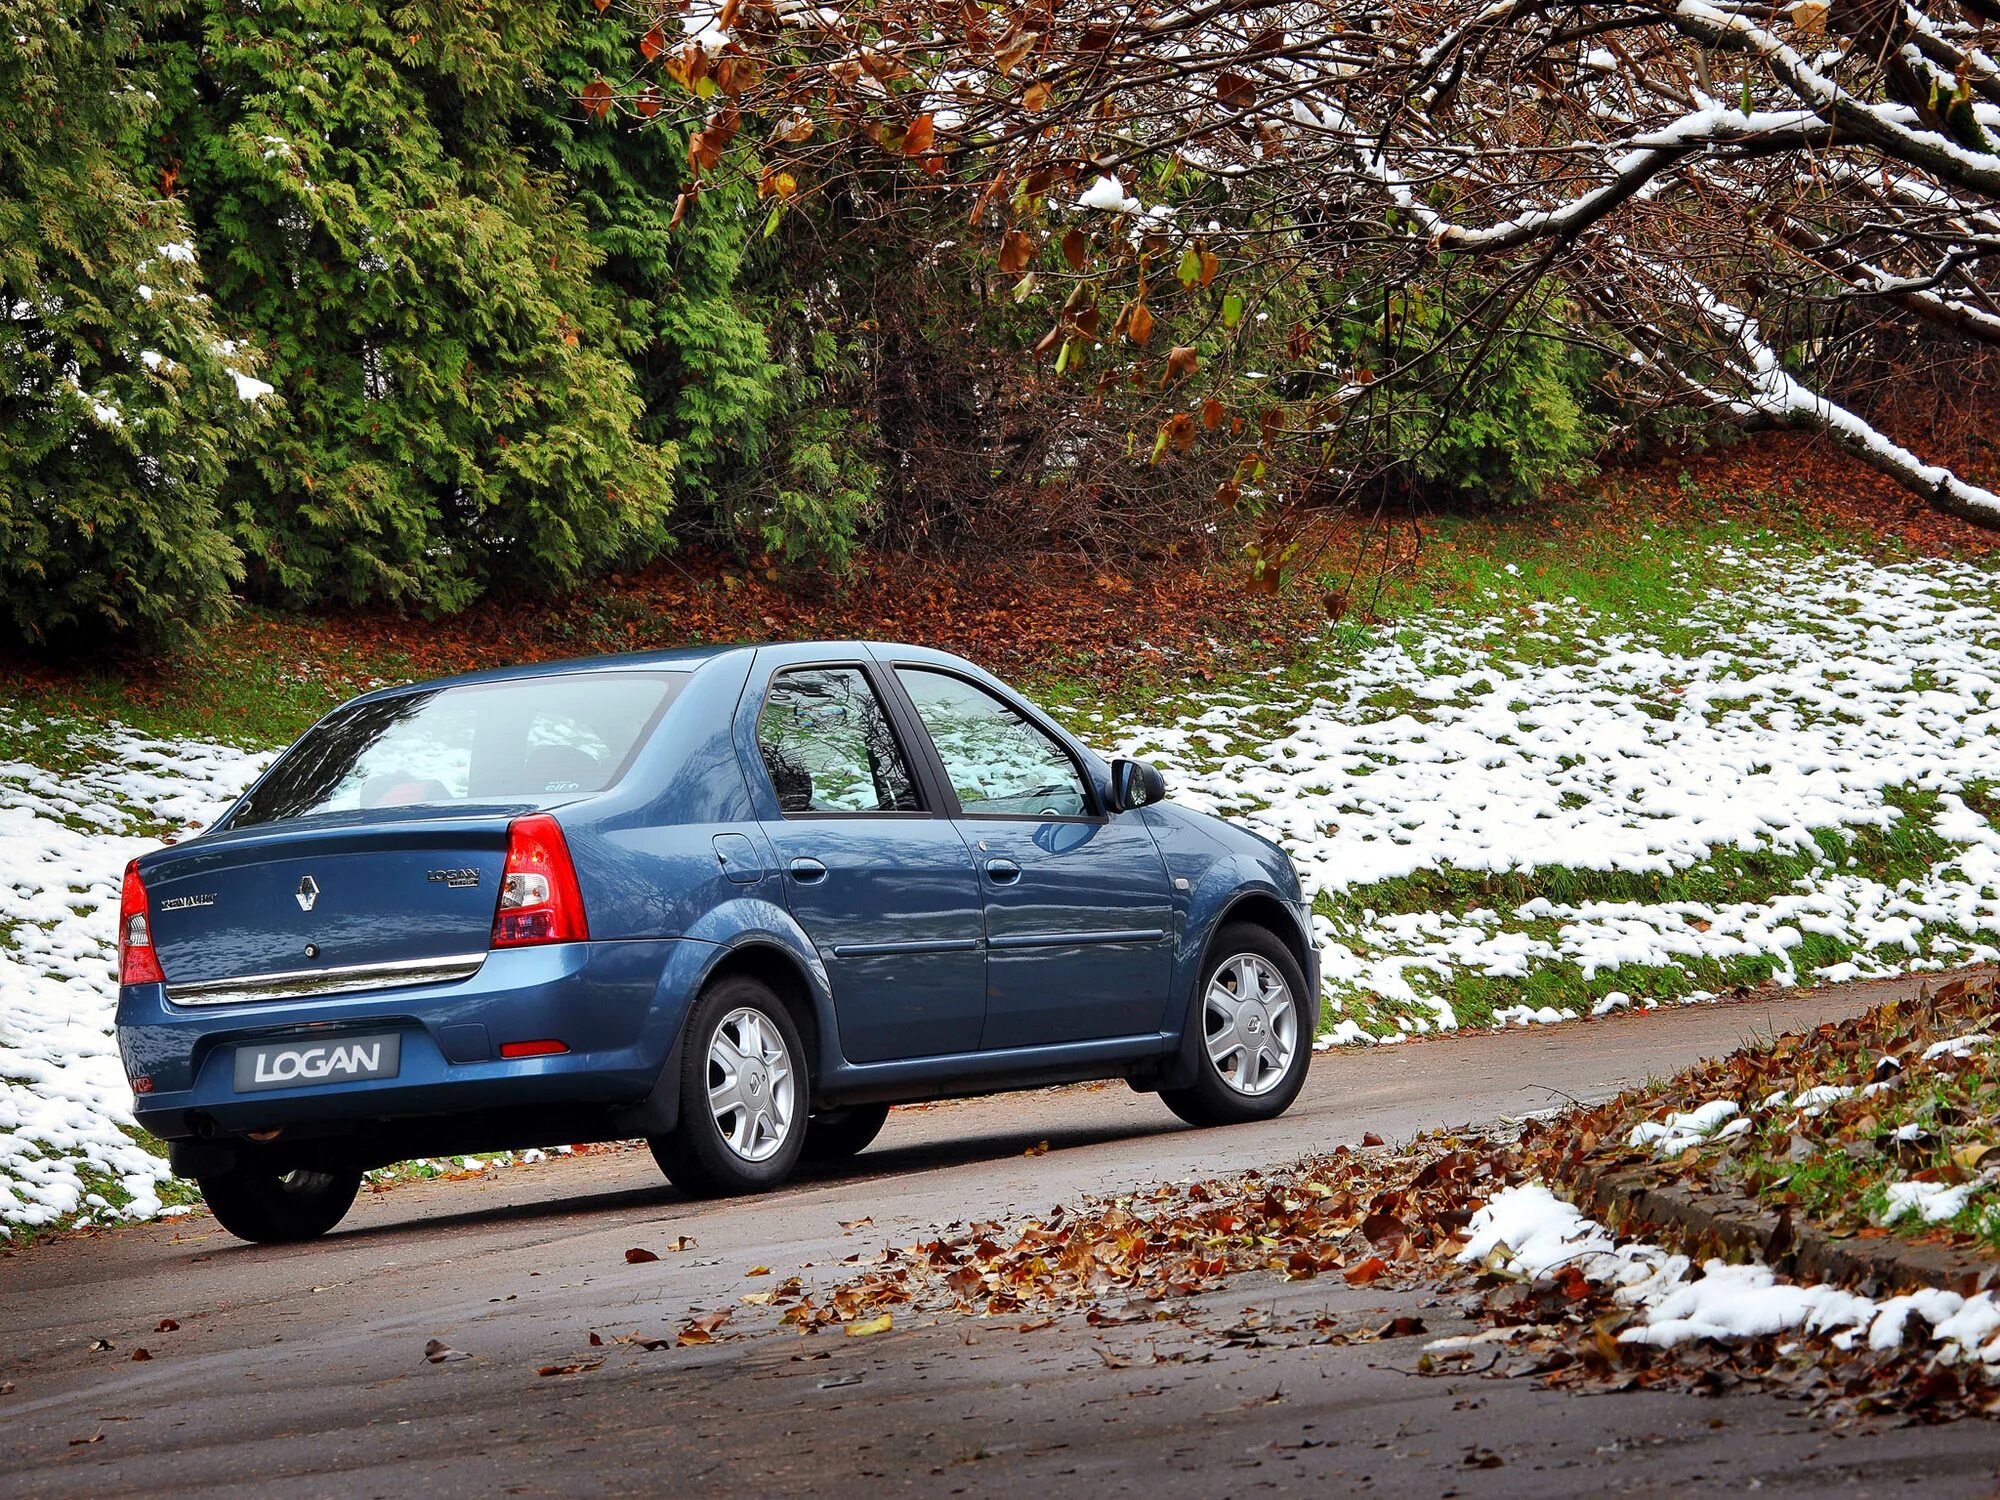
[1160,923,1311,1127]
[800,1103,891,1164]
[650,975,807,1197]
[197,1163,362,1244]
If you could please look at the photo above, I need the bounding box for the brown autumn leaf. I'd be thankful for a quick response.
[1124,300,1155,346]
[1200,396,1225,431]
[994,30,1037,75]
[155,1318,179,1333]
[130,1348,152,1362]
[639,25,665,60]
[1361,1209,1409,1252]
[1215,70,1257,109]
[1361,1131,1385,1147]
[1163,345,1199,385]
[1061,227,1088,272]
[536,1360,604,1377]
[678,1309,733,1346]
[581,79,615,120]
[1023,1140,1050,1157]
[423,1339,470,1363]
[1342,1255,1391,1285]
[838,1216,874,1231]
[587,1332,603,1346]
[998,229,1036,275]
[625,1247,660,1264]
[903,114,936,157]
[1163,411,1197,452]
[1021,81,1052,111]
[688,109,741,173]
[635,85,663,119]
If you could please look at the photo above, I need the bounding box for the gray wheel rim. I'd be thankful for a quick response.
[1203,953,1298,1097]
[707,1006,796,1163]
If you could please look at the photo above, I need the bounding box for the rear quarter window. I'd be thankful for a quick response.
[227,671,688,828]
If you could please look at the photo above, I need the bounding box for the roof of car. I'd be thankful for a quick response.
[340,641,980,705]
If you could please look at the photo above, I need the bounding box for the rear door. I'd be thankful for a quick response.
[746,661,988,1063]
[886,665,1176,1051]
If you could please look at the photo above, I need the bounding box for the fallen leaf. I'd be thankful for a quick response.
[154,1319,179,1333]
[625,1247,660,1264]
[88,1339,114,1353]
[1361,1132,1385,1147]
[1023,1141,1050,1157]
[838,1216,873,1232]
[1342,1256,1390,1285]
[587,1332,603,1346]
[68,1432,104,1447]
[845,1313,894,1338]
[130,1349,152,1362]
[678,1309,734,1346]
[423,1339,470,1364]
[536,1360,603,1377]
[745,1265,771,1277]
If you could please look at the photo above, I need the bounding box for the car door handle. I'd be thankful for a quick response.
[788,857,828,884]
[984,857,1022,884]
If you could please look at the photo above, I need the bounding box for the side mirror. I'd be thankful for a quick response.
[1110,757,1167,812]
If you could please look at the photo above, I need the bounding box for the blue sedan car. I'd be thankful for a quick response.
[115,643,1318,1241]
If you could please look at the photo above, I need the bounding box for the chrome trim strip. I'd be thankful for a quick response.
[166,952,487,1007]
[986,928,1166,950]
[829,937,983,958]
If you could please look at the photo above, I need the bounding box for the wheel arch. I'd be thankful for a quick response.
[1159,880,1319,1090]
[698,939,825,1084]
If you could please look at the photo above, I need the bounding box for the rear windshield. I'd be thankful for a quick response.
[227,671,688,829]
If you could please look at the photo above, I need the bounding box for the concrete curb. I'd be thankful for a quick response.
[1570,1164,1999,1298]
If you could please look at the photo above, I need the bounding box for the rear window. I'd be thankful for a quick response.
[227,671,688,828]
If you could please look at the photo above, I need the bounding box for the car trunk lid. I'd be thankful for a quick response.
[139,809,521,994]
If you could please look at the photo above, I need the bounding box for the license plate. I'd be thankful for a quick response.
[234,1033,402,1092]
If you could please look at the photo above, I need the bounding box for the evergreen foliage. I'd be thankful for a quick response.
[0,0,257,646]
[146,0,673,611]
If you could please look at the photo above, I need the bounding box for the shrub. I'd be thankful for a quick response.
[0,0,260,646]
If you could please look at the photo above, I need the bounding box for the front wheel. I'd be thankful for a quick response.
[197,1163,362,1244]
[1159,923,1311,1127]
[650,975,808,1197]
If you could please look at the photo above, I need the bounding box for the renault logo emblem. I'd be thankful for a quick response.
[295,875,320,913]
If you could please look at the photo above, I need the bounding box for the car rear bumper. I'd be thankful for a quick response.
[116,938,710,1151]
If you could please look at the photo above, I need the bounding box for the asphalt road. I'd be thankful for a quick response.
[5,976,1998,1497]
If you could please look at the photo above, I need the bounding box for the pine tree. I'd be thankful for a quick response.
[0,0,258,645]
[147,0,674,611]
[539,13,778,504]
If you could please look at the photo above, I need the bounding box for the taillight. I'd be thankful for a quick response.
[118,861,166,985]
[492,815,589,947]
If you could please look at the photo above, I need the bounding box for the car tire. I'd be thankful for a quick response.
[651,974,809,1197]
[197,1164,362,1243]
[1160,922,1312,1128]
[800,1103,891,1164]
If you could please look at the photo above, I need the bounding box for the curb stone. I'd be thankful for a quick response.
[1571,1165,2000,1298]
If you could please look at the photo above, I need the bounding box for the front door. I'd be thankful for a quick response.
[890,666,1176,1051]
[751,663,987,1063]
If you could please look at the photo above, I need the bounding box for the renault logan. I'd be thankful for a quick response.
[116,643,1318,1241]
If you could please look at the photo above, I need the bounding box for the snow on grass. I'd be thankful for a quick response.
[1097,546,2000,1039]
[1455,1181,2000,1361]
[0,715,266,1232]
